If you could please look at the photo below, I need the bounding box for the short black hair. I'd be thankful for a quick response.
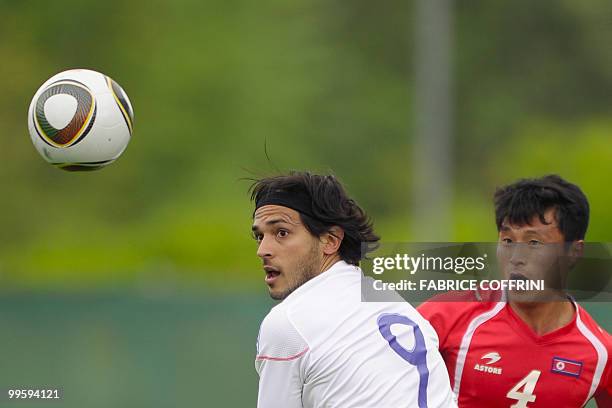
[494,175,589,241]
[250,171,380,265]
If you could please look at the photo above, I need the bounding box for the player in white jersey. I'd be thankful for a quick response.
[250,172,456,408]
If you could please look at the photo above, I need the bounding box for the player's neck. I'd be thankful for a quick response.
[509,298,575,336]
[320,254,342,273]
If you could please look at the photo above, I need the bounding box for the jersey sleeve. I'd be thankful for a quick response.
[417,291,489,354]
[417,301,453,353]
[582,311,612,407]
[255,306,310,408]
[595,333,612,406]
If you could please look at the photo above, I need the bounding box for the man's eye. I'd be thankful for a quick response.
[528,240,542,246]
[253,233,263,242]
[502,238,512,244]
[277,230,289,238]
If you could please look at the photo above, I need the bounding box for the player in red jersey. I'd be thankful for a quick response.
[418,175,612,407]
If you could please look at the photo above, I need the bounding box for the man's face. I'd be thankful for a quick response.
[252,205,323,300]
[496,208,572,300]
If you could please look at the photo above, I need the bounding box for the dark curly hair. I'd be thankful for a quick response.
[494,175,589,242]
[250,172,380,265]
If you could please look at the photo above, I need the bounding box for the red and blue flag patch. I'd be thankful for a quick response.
[551,357,582,378]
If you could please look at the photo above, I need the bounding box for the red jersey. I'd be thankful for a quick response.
[418,293,612,407]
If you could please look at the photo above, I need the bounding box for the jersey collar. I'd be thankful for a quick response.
[504,297,577,344]
[283,260,358,300]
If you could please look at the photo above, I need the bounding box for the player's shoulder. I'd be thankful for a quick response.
[417,290,505,349]
[256,302,309,360]
[576,303,612,350]
[417,290,501,319]
[259,300,301,338]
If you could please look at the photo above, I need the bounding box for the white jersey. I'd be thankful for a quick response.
[255,261,456,408]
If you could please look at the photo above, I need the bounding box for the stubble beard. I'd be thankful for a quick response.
[271,241,322,300]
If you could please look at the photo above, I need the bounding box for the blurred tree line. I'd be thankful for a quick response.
[0,0,610,288]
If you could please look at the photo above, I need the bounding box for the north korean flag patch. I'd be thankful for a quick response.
[551,357,583,378]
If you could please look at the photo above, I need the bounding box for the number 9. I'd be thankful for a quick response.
[378,313,430,408]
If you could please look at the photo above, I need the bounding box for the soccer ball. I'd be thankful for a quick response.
[27,69,134,171]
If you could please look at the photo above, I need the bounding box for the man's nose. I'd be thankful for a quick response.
[509,243,527,266]
[257,235,273,259]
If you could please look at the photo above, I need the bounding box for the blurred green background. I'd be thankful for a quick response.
[0,0,611,406]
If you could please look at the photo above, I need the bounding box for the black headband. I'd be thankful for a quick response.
[254,189,316,219]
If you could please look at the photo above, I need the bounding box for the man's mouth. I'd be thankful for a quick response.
[263,266,281,284]
[509,272,528,281]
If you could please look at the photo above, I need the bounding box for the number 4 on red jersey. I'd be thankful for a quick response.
[418,294,612,407]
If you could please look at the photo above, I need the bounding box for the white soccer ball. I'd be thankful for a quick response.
[27,69,134,171]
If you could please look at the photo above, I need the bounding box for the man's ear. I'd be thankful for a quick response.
[567,240,584,268]
[321,226,344,256]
